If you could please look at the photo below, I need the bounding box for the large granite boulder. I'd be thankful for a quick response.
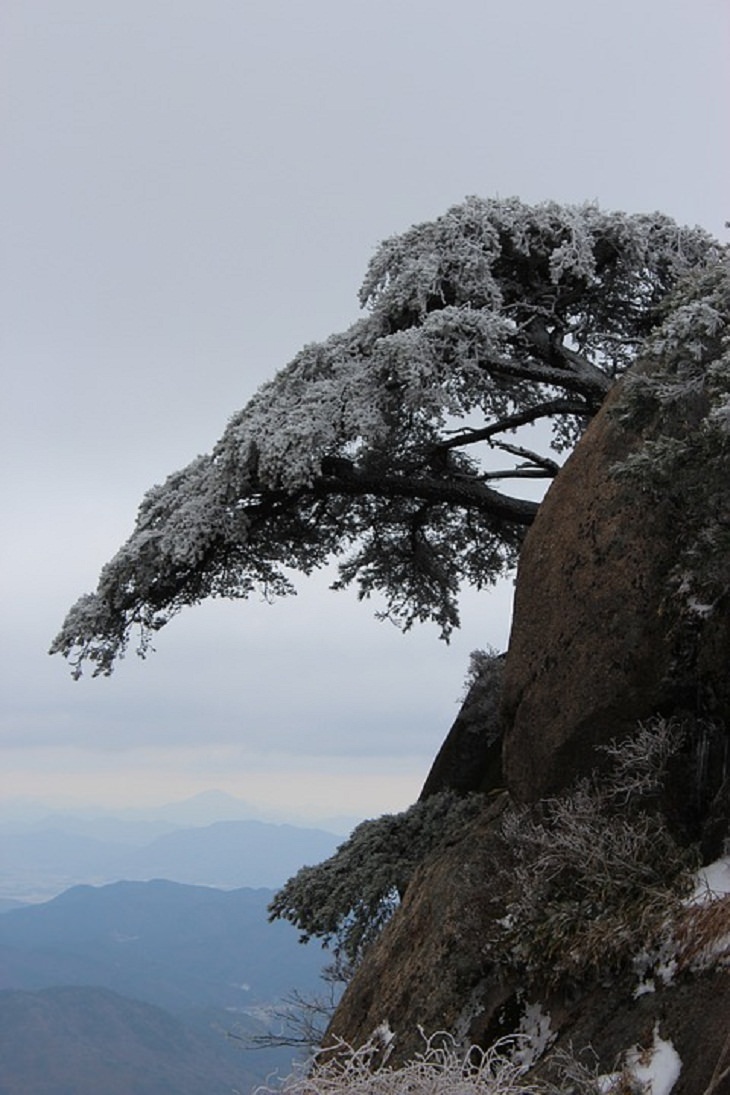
[501,371,730,851]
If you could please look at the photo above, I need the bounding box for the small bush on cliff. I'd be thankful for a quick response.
[457,649,507,744]
[269,791,485,964]
[259,1031,666,1095]
[488,719,699,989]
[612,261,730,623]
[259,1034,542,1095]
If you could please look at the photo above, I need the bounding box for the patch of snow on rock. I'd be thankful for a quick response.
[372,1021,394,1043]
[689,854,730,904]
[512,1001,554,1069]
[625,1024,682,1095]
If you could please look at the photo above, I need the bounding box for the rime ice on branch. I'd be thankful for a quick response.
[51,198,720,676]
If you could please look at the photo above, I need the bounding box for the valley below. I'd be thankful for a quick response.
[0,796,346,1093]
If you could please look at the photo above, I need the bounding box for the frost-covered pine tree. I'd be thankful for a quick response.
[51,197,723,676]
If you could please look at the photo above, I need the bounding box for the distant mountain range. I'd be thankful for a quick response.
[0,789,360,835]
[0,879,336,1093]
[0,985,250,1095]
[0,799,350,1090]
[0,878,328,1010]
[0,811,342,903]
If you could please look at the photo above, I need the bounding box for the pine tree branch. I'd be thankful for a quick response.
[490,440,560,475]
[485,351,613,407]
[310,470,540,526]
[434,398,588,452]
[242,466,539,528]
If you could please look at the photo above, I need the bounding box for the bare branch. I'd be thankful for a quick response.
[489,440,560,475]
[480,467,556,481]
[434,399,589,452]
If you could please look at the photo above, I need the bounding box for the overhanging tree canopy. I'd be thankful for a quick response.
[51,198,720,676]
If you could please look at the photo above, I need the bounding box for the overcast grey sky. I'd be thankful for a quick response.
[1,0,727,824]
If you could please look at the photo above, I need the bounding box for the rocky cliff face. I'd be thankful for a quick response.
[502,375,730,854]
[325,307,730,1092]
[502,380,677,802]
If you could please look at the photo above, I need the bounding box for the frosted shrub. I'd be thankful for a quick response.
[488,720,698,987]
[257,1032,655,1095]
[261,1033,547,1095]
[270,792,485,964]
[459,648,505,721]
[612,260,730,623]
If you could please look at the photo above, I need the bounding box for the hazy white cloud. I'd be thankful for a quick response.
[1,0,728,819]
[0,742,427,825]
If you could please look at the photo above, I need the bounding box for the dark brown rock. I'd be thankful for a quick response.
[502,378,730,808]
[326,787,730,1090]
[543,970,730,1095]
[325,793,516,1063]
[419,653,505,800]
